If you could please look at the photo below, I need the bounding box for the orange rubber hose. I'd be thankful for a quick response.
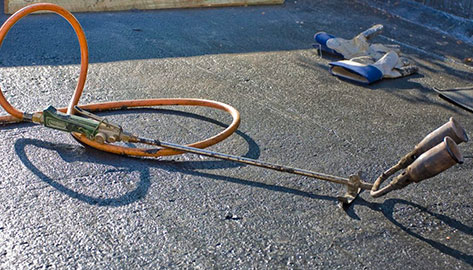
[0,3,240,157]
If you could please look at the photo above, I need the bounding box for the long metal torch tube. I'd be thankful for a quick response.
[137,137,373,190]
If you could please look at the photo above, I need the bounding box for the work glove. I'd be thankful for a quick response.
[328,51,418,84]
[314,24,400,60]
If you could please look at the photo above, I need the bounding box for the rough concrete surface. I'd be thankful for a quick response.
[0,0,472,269]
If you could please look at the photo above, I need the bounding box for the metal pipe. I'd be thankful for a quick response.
[136,137,374,190]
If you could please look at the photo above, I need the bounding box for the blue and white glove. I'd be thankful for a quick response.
[314,24,399,60]
[328,51,418,84]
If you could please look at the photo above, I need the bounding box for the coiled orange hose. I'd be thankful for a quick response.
[0,3,240,157]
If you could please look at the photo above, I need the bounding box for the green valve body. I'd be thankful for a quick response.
[42,106,100,139]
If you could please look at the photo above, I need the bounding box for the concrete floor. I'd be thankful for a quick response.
[0,0,472,269]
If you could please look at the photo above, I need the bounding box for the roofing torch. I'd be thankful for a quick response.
[1,3,468,207]
[29,105,468,206]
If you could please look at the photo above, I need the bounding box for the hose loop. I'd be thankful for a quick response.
[0,3,240,157]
